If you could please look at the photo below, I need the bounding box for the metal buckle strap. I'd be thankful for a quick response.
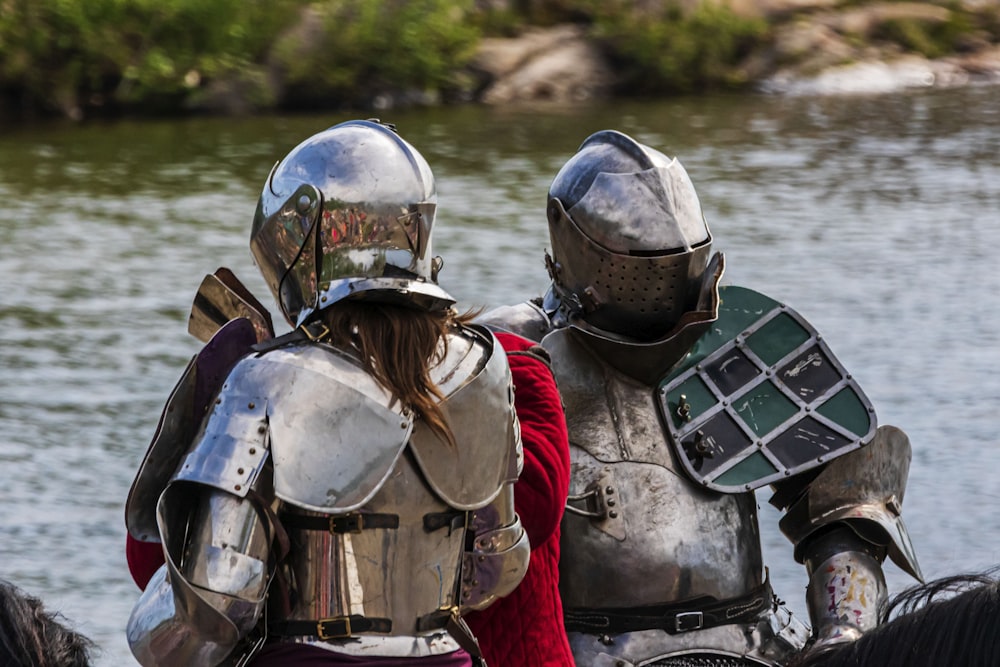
[564,579,773,636]
[269,615,393,641]
[279,511,400,534]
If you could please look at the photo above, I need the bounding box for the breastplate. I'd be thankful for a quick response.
[544,328,765,610]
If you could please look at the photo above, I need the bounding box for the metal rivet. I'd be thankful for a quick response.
[249,448,257,455]
[607,499,616,507]
[608,510,619,519]
[478,555,485,562]
[215,398,222,404]
[234,484,242,491]
[605,486,614,494]
[248,402,255,409]
[237,468,245,475]
[258,425,266,433]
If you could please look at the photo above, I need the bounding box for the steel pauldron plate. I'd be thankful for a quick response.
[657,286,876,493]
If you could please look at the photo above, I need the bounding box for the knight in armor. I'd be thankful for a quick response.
[123,120,529,666]
[479,130,924,666]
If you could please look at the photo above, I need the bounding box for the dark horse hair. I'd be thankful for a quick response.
[0,580,94,667]
[787,570,1000,667]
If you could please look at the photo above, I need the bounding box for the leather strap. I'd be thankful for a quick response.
[269,615,393,640]
[564,579,773,635]
[279,511,399,534]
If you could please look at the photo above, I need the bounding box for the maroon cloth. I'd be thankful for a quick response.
[126,534,163,590]
[464,332,574,667]
[248,644,472,667]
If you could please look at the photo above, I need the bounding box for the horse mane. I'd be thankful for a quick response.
[0,579,94,667]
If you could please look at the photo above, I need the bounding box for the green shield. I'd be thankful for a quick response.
[657,286,876,493]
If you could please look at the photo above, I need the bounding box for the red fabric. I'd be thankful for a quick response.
[464,332,574,667]
[127,533,164,590]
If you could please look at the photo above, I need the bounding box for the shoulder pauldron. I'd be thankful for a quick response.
[657,285,877,493]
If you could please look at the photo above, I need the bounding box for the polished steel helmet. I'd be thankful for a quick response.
[250,119,455,327]
[545,130,713,340]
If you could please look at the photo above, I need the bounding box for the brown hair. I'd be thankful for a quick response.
[321,301,476,446]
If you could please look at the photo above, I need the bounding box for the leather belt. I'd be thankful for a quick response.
[279,512,399,534]
[269,610,451,641]
[564,579,772,635]
[269,615,393,640]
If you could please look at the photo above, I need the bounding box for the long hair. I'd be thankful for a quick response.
[321,301,476,447]
[787,570,1000,667]
[0,580,94,667]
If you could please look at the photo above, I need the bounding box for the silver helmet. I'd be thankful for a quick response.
[251,119,455,327]
[545,130,713,340]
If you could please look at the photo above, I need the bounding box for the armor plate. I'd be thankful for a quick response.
[126,317,258,541]
[657,285,876,493]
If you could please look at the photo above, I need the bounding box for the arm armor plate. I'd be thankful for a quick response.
[776,425,922,644]
[778,424,922,582]
[127,482,274,666]
[460,482,530,612]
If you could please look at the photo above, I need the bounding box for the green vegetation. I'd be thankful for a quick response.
[0,0,304,117]
[587,1,769,93]
[0,0,995,121]
[271,0,480,108]
[874,5,979,59]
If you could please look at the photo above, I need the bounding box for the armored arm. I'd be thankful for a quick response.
[461,481,530,612]
[773,425,922,647]
[127,482,274,666]
[127,353,280,666]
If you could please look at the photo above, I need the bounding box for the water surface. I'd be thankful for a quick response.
[1,86,999,664]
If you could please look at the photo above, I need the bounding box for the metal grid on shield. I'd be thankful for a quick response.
[657,302,876,493]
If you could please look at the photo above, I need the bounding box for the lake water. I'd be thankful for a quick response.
[2,85,999,665]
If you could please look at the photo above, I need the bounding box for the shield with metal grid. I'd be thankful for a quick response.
[657,286,876,493]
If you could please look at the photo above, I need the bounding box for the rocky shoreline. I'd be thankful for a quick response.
[465,3,1000,104]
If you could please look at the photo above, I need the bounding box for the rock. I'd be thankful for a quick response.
[761,54,972,94]
[472,25,617,104]
[818,3,952,37]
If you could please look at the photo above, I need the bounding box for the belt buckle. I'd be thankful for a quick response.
[316,616,351,640]
[330,514,364,534]
[674,611,703,633]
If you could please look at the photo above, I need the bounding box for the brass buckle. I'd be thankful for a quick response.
[330,514,364,533]
[301,322,331,342]
[316,616,351,640]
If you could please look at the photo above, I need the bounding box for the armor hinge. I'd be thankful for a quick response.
[565,481,610,519]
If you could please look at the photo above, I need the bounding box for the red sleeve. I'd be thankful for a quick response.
[495,332,570,548]
[126,533,165,590]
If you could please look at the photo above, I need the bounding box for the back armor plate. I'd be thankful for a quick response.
[657,286,877,493]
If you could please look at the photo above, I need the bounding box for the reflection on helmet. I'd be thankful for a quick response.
[250,119,454,327]
[546,130,713,340]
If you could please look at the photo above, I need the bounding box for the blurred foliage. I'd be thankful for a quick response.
[0,0,304,117]
[0,0,996,120]
[272,0,480,107]
[587,1,769,93]
[874,4,992,59]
